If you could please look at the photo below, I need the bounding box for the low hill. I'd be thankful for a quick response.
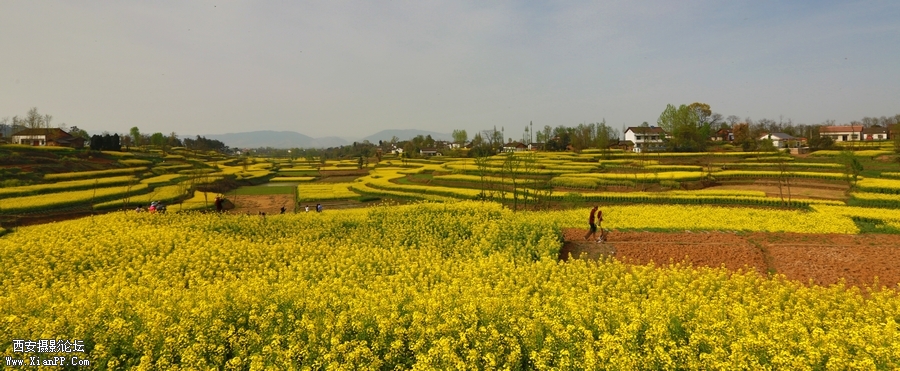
[362,129,453,144]
[202,131,349,149]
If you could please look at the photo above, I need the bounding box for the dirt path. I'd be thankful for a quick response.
[561,229,900,289]
[228,195,295,215]
[227,195,367,215]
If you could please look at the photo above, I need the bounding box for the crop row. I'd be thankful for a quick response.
[297,183,359,201]
[856,178,900,194]
[711,170,847,181]
[94,184,190,210]
[560,171,706,182]
[0,183,150,214]
[846,192,900,209]
[0,175,137,198]
[270,176,316,182]
[718,162,843,169]
[809,150,893,157]
[43,167,148,180]
[560,192,842,208]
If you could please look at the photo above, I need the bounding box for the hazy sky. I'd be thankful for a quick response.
[2,1,899,140]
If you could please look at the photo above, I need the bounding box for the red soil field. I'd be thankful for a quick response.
[561,229,900,289]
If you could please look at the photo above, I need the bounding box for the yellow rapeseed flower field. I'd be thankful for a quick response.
[1,201,895,369]
[297,182,359,201]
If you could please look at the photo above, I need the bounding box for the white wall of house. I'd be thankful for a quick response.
[760,135,785,148]
[624,129,664,152]
[12,135,47,146]
[822,131,862,142]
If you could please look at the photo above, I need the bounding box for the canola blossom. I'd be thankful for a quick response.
[551,204,858,234]
[0,183,150,213]
[0,175,137,198]
[1,202,894,369]
[43,167,148,180]
[856,178,900,194]
[297,182,359,201]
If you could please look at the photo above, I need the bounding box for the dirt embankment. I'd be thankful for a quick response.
[560,229,900,289]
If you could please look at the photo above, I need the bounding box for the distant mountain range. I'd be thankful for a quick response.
[201,131,348,149]
[200,129,453,149]
[361,129,453,144]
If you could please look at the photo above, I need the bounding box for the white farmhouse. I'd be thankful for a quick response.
[819,125,863,142]
[759,133,796,148]
[624,126,666,153]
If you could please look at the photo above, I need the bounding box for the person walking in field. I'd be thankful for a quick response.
[584,206,603,240]
[584,206,608,242]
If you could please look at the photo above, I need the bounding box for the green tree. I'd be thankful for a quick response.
[452,129,468,146]
[68,126,90,141]
[150,132,166,147]
[658,104,705,151]
[839,151,863,189]
[130,127,141,147]
[893,123,900,154]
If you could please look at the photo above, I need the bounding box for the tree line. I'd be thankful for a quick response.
[659,103,900,152]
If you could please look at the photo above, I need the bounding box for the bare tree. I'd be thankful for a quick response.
[25,107,43,129]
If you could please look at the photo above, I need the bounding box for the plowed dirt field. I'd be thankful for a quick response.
[561,229,900,289]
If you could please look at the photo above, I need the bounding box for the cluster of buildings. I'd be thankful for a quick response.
[4,125,897,154]
[625,124,897,153]
[0,128,86,148]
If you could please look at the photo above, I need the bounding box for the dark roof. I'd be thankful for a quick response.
[625,126,666,134]
[761,133,796,140]
[503,142,527,147]
[12,128,73,138]
[819,125,863,133]
[862,125,888,135]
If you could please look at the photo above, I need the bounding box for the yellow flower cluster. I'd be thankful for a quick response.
[0,175,137,198]
[297,182,359,201]
[118,159,153,166]
[140,174,184,186]
[560,171,705,181]
[43,167,147,180]
[813,204,900,228]
[713,170,847,181]
[551,204,858,233]
[177,190,221,211]
[270,176,316,182]
[719,162,842,169]
[1,183,149,213]
[434,174,543,185]
[1,202,893,369]
[810,150,893,157]
[94,184,189,210]
[857,178,900,194]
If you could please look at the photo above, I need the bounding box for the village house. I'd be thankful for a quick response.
[608,140,634,152]
[862,125,889,141]
[819,125,863,142]
[712,128,734,142]
[502,141,528,152]
[10,128,85,149]
[624,126,666,153]
[759,132,797,149]
[419,148,442,156]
